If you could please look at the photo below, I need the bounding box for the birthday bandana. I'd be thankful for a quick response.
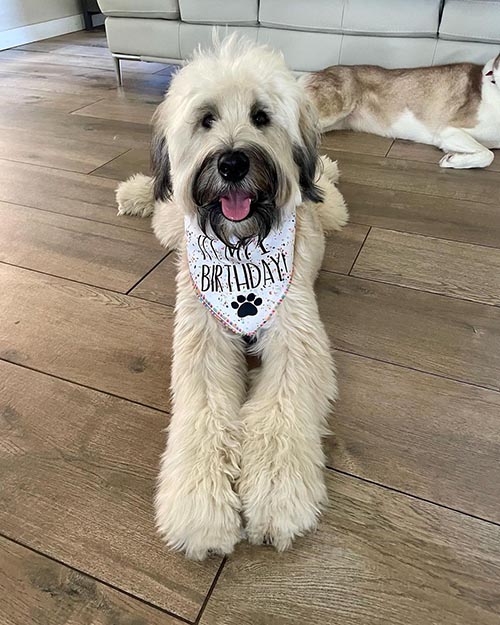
[185,209,296,335]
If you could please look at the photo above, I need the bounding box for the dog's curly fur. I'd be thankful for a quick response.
[116,35,348,559]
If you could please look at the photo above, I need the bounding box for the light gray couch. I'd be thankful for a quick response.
[97,0,500,84]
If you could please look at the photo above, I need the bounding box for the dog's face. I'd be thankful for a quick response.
[152,37,323,248]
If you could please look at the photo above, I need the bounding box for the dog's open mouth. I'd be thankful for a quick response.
[220,191,253,222]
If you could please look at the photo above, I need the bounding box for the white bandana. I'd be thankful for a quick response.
[185,209,296,335]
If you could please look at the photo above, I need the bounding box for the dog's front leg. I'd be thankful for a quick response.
[239,284,336,551]
[156,267,246,560]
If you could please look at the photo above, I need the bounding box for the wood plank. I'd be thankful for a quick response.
[0,536,183,625]
[0,57,121,81]
[19,46,168,83]
[317,272,500,391]
[330,351,500,523]
[0,127,128,173]
[130,252,178,306]
[0,264,171,409]
[93,88,165,107]
[73,98,159,125]
[338,181,500,249]
[0,69,114,98]
[0,202,164,292]
[46,30,109,48]
[352,228,500,306]
[0,86,100,113]
[388,139,500,173]
[200,471,500,625]
[0,159,151,232]
[0,361,218,620]
[326,151,500,206]
[16,40,114,57]
[0,49,168,74]
[321,130,393,157]
[92,146,150,181]
[129,226,369,305]
[323,223,369,274]
[0,66,170,99]
[0,104,151,150]
[105,72,173,98]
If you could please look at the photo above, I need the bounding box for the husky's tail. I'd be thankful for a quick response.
[319,154,340,184]
[116,174,155,218]
[316,155,348,232]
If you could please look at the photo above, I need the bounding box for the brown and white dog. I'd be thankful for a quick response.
[302,55,500,169]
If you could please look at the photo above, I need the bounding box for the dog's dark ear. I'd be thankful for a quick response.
[151,128,172,201]
[494,53,500,71]
[293,97,323,203]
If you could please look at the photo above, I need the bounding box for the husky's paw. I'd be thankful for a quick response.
[439,151,494,169]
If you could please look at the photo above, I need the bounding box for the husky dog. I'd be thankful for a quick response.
[116,36,347,559]
[302,55,500,169]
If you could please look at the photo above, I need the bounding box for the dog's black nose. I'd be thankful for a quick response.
[218,151,250,182]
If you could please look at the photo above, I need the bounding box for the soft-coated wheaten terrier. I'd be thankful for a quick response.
[116,36,348,559]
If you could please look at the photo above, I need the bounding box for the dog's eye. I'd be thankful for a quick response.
[201,112,216,129]
[251,109,270,128]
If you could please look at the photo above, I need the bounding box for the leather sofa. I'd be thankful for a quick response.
[97,0,500,84]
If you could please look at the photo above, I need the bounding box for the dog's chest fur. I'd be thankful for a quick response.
[470,84,500,147]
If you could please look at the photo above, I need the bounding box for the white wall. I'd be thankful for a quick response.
[0,0,84,50]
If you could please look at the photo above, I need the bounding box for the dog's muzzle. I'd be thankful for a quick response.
[217,151,253,222]
[192,144,282,249]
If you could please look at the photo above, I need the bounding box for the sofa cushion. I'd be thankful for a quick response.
[341,36,438,68]
[439,0,500,44]
[434,38,500,64]
[257,28,342,72]
[98,0,179,20]
[179,24,258,57]
[342,0,441,36]
[179,0,258,25]
[259,0,441,36]
[259,0,344,33]
[105,17,180,58]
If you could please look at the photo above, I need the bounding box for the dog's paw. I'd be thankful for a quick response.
[439,153,459,168]
[439,151,493,169]
[155,468,242,560]
[240,469,327,551]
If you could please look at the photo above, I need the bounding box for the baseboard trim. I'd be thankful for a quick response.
[0,14,85,51]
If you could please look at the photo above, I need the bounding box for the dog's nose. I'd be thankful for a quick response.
[218,151,250,182]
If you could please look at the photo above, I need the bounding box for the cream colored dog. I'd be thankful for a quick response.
[116,37,347,559]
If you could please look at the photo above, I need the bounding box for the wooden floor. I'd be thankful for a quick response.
[1,29,500,625]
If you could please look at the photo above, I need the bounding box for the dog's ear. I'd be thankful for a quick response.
[293,96,323,203]
[494,53,500,71]
[151,127,172,201]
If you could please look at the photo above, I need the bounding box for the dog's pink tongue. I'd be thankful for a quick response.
[220,191,252,221]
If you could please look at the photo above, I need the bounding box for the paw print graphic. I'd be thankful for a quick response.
[231,293,262,318]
